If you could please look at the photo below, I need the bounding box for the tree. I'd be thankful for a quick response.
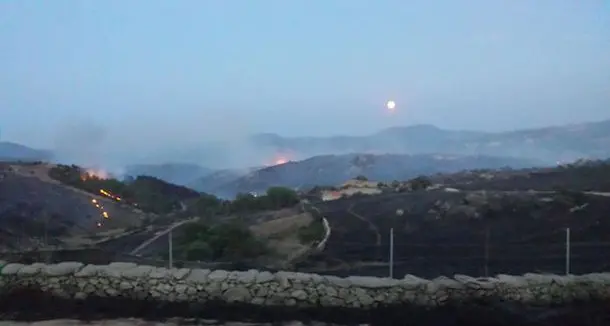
[266,186,299,208]
[355,175,368,181]
[173,221,269,261]
[410,176,432,190]
[185,240,213,260]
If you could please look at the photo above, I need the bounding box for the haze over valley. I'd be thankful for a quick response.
[2,1,610,325]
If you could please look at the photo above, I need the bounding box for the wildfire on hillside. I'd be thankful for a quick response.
[81,168,108,180]
[266,153,293,166]
[100,189,122,201]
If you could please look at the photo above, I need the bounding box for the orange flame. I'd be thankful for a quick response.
[81,169,108,180]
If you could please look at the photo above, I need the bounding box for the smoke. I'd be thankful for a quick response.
[51,119,108,169]
[47,108,295,172]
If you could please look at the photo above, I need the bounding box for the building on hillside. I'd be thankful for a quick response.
[341,179,379,189]
[321,190,342,201]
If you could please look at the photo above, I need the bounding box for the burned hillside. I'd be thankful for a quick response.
[433,159,610,192]
[298,188,610,278]
[0,163,148,251]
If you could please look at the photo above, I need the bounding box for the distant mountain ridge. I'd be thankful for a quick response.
[0,142,53,162]
[247,120,610,164]
[124,163,213,186]
[190,153,542,198]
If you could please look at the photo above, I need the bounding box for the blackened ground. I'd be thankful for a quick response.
[296,191,610,278]
[1,288,609,326]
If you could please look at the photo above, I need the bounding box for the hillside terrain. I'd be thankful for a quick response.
[297,161,610,278]
[0,142,52,162]
[189,167,260,198]
[0,162,322,269]
[191,153,541,198]
[248,119,610,164]
[436,159,610,192]
[0,162,147,251]
[124,163,213,187]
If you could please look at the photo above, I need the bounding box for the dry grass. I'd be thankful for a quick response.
[249,212,312,238]
[249,212,314,261]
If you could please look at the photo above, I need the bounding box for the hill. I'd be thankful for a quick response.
[248,119,610,164]
[0,162,147,251]
[188,167,262,198]
[0,142,53,162]
[124,163,213,187]
[192,153,541,198]
[0,161,214,252]
[0,163,322,269]
[296,161,610,278]
[436,158,610,192]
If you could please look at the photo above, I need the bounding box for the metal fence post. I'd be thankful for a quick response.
[389,228,394,278]
[168,229,173,269]
[565,227,570,275]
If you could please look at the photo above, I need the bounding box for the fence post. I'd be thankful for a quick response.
[168,229,173,269]
[389,228,394,278]
[565,227,570,275]
[484,226,490,277]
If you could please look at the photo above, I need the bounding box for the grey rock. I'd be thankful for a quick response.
[121,265,154,279]
[1,263,25,275]
[255,271,274,284]
[17,263,45,276]
[186,269,211,283]
[44,262,84,276]
[223,286,251,302]
[208,270,229,282]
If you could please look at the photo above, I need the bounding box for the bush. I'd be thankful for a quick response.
[410,176,432,190]
[297,218,326,244]
[228,187,299,214]
[169,221,269,261]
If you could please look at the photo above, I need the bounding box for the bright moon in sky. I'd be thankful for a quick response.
[386,100,396,110]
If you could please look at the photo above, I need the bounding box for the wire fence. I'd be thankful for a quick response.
[303,227,610,278]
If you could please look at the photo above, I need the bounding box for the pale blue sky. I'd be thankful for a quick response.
[1,1,609,162]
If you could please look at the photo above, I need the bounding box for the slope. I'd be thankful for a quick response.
[199,153,541,198]
[248,119,610,163]
[0,162,147,250]
[296,162,610,278]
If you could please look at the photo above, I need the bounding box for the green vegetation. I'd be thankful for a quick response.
[409,176,433,190]
[50,164,300,217]
[188,186,299,217]
[48,164,200,214]
[297,218,326,244]
[166,221,269,261]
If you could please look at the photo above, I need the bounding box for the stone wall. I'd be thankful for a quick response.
[1,260,610,324]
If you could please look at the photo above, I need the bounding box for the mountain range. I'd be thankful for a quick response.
[3,119,609,198]
[247,119,610,163]
[188,153,542,198]
[0,142,52,162]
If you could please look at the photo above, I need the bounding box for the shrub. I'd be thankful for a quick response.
[297,218,326,244]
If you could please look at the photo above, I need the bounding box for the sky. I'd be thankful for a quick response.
[1,0,609,165]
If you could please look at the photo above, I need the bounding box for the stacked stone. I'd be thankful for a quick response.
[1,261,610,309]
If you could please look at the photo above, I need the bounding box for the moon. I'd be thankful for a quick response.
[386,100,396,110]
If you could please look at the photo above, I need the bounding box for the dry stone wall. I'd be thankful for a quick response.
[1,260,610,324]
[2,261,610,307]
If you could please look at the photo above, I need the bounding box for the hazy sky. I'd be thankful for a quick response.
[1,0,609,156]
